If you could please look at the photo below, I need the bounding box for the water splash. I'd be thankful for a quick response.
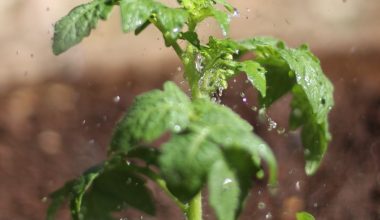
[267,117,277,131]
[265,212,272,219]
[195,53,204,72]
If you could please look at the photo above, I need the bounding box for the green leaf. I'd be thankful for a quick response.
[291,86,331,175]
[214,0,234,12]
[127,146,160,166]
[211,9,230,36]
[191,100,277,185]
[180,31,200,47]
[296,211,315,220]
[160,133,221,202]
[70,166,102,220]
[238,37,334,175]
[80,164,155,219]
[208,150,256,220]
[120,0,157,33]
[110,82,192,153]
[53,0,113,55]
[208,160,240,220]
[238,60,267,97]
[281,46,334,124]
[46,180,76,220]
[157,6,188,45]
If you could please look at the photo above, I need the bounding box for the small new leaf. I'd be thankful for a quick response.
[120,0,157,33]
[53,0,113,55]
[156,6,188,45]
[238,60,266,97]
[211,9,230,36]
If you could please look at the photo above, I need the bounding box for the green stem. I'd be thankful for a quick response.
[150,15,204,220]
[186,192,202,220]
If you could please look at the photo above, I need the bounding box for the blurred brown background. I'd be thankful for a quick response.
[0,0,380,219]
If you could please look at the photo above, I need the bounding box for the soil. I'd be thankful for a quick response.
[0,50,379,220]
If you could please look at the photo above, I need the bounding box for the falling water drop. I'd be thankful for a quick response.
[113,95,120,103]
[257,202,266,210]
[295,181,301,191]
[265,212,272,219]
[232,8,240,17]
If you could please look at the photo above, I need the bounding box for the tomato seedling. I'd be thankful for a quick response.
[47,0,333,219]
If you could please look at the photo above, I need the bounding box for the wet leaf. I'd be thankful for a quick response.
[157,6,188,45]
[52,0,113,55]
[238,37,334,175]
[110,82,192,153]
[238,60,267,97]
[120,0,158,33]
[208,160,239,220]
[159,133,221,202]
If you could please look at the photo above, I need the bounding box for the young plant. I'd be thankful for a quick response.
[47,0,334,220]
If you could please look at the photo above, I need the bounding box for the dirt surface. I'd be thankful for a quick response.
[0,50,380,220]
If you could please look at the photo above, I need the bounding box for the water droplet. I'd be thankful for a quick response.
[258,202,266,210]
[113,96,120,103]
[82,120,86,125]
[267,118,277,131]
[41,197,48,203]
[195,53,204,72]
[295,181,301,191]
[313,202,318,208]
[223,178,233,185]
[232,8,240,17]
[173,125,182,133]
[276,127,285,134]
[172,27,180,33]
[265,212,272,219]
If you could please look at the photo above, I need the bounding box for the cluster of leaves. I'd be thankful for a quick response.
[53,0,234,54]
[47,82,276,220]
[49,0,333,219]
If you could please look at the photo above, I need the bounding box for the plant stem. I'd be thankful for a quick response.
[186,192,202,220]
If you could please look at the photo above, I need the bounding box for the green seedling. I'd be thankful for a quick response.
[47,0,333,219]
